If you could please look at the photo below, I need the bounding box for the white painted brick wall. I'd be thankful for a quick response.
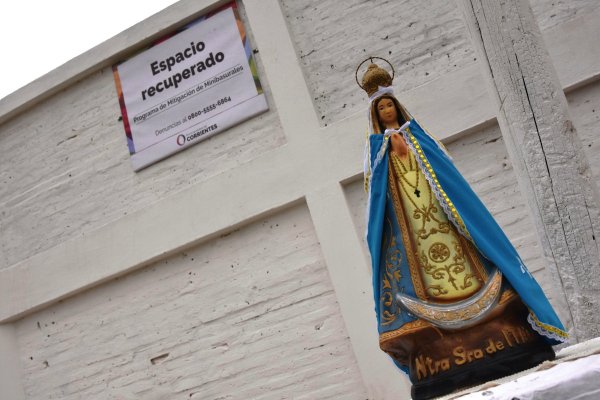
[2,0,596,273]
[281,0,476,126]
[15,205,367,399]
[280,0,599,127]
[568,81,600,182]
[13,77,598,397]
[531,0,600,30]
[2,1,599,398]
[0,5,284,271]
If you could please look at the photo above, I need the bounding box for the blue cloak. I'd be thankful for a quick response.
[365,119,568,346]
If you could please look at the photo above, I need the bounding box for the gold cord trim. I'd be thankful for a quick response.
[528,312,569,338]
[406,128,471,240]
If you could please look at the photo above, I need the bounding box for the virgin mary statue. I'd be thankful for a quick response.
[359,59,568,399]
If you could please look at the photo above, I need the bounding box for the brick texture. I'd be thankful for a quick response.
[15,205,367,400]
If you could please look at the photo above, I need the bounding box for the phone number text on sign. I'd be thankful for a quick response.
[186,96,232,121]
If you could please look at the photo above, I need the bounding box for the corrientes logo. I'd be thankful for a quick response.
[176,134,186,146]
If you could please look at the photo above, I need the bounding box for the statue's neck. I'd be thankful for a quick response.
[384,122,401,130]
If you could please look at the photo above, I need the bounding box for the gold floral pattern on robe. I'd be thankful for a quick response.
[388,151,487,301]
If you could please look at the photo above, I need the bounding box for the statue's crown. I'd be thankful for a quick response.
[360,63,393,97]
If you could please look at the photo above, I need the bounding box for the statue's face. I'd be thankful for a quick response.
[376,98,398,128]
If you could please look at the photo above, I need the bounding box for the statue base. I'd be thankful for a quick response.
[380,291,555,400]
[411,340,554,400]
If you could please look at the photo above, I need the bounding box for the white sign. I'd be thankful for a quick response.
[114,5,268,171]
